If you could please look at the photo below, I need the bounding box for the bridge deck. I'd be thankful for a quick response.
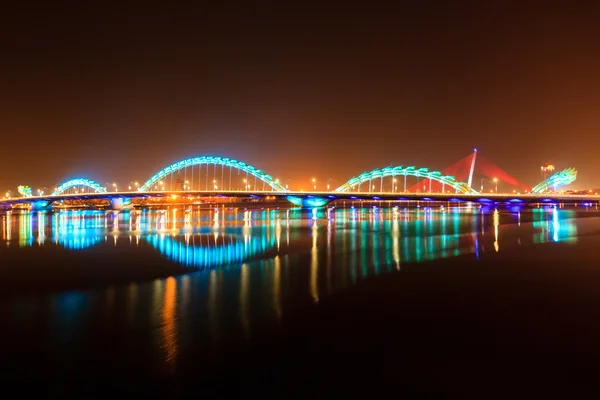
[2,190,600,207]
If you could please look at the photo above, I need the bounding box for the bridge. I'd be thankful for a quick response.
[1,152,593,210]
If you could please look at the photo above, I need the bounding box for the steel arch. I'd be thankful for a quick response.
[335,165,478,194]
[52,178,107,196]
[139,156,287,192]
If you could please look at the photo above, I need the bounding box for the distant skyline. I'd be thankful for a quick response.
[2,2,600,191]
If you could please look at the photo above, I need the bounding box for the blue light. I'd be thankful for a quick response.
[53,178,107,196]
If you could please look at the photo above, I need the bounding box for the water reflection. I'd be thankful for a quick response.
[0,207,581,265]
[532,207,578,244]
[0,205,586,378]
[162,277,178,371]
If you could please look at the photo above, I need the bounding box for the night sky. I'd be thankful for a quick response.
[2,1,600,192]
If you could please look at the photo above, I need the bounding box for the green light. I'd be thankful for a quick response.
[140,156,288,192]
[335,165,477,194]
[531,167,577,193]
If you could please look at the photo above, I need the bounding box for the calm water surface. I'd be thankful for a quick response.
[0,204,597,393]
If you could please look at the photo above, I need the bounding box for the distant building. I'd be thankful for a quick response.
[540,163,555,180]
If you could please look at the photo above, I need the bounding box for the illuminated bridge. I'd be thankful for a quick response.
[1,152,594,210]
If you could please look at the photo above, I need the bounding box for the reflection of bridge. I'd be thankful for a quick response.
[2,207,579,269]
[146,228,278,269]
[4,209,282,269]
[1,151,587,210]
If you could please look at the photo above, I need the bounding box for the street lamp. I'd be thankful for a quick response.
[312,178,316,190]
[493,178,498,194]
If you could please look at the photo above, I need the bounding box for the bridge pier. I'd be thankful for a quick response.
[31,200,53,211]
[286,196,331,208]
[110,197,133,210]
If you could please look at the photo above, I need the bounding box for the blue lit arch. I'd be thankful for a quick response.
[139,156,288,192]
[52,178,107,196]
[335,165,478,194]
[145,231,277,269]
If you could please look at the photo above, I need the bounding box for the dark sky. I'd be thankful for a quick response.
[2,1,600,191]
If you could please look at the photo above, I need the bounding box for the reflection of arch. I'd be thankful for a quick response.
[531,168,577,194]
[52,211,106,249]
[146,230,277,269]
[336,165,478,194]
[139,156,287,192]
[55,234,104,250]
[53,178,107,196]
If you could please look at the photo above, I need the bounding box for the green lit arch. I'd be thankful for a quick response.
[139,156,288,192]
[335,165,478,194]
[531,167,577,194]
[53,178,107,196]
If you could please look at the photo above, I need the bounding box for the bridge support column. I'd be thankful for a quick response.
[31,200,53,211]
[286,196,331,208]
[110,197,133,210]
